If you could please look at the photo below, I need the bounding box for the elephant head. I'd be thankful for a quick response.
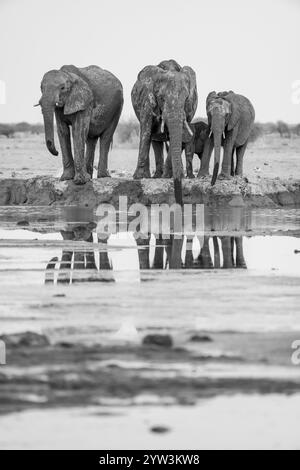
[206,91,234,185]
[157,59,182,72]
[38,67,93,156]
[137,63,197,204]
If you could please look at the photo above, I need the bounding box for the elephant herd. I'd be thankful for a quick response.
[37,60,255,204]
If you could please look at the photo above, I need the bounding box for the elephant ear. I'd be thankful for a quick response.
[206,91,218,113]
[133,66,161,117]
[226,97,240,131]
[182,66,198,121]
[64,72,93,115]
[217,91,238,131]
[206,91,218,127]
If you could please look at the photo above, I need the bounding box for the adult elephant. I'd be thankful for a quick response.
[37,65,123,184]
[198,91,255,185]
[131,59,198,205]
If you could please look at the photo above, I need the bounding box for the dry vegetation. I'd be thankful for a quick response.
[1,119,299,147]
[1,118,300,181]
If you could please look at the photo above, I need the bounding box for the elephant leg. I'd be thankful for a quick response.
[213,236,221,268]
[221,237,234,269]
[198,137,213,178]
[235,237,247,268]
[184,236,195,268]
[85,137,98,178]
[185,144,195,179]
[100,252,111,270]
[55,113,75,181]
[198,236,213,269]
[45,257,59,284]
[58,250,73,284]
[74,251,85,270]
[235,141,248,177]
[231,149,236,177]
[152,140,164,178]
[136,236,150,269]
[165,236,183,270]
[98,237,112,270]
[152,236,164,269]
[163,149,173,178]
[231,237,235,266]
[133,120,152,179]
[72,111,91,185]
[98,116,119,178]
[219,136,234,180]
[85,251,97,270]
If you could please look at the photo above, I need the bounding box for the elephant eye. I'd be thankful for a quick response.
[60,85,65,91]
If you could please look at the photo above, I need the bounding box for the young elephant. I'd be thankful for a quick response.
[183,121,214,178]
[199,91,255,185]
[37,65,123,184]
[165,121,213,178]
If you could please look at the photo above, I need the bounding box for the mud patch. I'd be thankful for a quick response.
[0,176,300,207]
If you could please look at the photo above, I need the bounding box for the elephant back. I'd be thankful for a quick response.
[61,64,123,107]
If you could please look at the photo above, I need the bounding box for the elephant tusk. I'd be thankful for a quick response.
[209,130,213,138]
[160,119,165,134]
[223,132,225,139]
[184,119,193,137]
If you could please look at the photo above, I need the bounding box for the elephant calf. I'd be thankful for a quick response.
[37,65,123,184]
[183,121,214,178]
[165,121,213,178]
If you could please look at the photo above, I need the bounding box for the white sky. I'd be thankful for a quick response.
[0,0,299,123]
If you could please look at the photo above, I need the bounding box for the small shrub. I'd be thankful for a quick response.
[116,118,139,145]
[292,123,300,136]
[249,123,264,143]
[0,122,44,137]
[0,124,15,138]
[276,120,291,138]
[264,122,278,134]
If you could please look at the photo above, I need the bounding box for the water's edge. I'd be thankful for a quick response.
[0,176,300,207]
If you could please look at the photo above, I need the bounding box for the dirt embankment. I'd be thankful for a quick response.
[0,176,300,208]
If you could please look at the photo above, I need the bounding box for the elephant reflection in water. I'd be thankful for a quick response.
[184,236,246,270]
[45,227,247,284]
[136,235,247,270]
[45,225,113,284]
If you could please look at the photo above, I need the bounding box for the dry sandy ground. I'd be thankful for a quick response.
[0,133,299,180]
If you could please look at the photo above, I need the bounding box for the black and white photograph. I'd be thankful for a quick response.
[0,0,300,452]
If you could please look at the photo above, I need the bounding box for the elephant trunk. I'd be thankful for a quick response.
[41,98,59,156]
[211,113,224,186]
[167,112,184,205]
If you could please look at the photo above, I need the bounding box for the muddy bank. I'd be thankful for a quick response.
[1,176,300,207]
